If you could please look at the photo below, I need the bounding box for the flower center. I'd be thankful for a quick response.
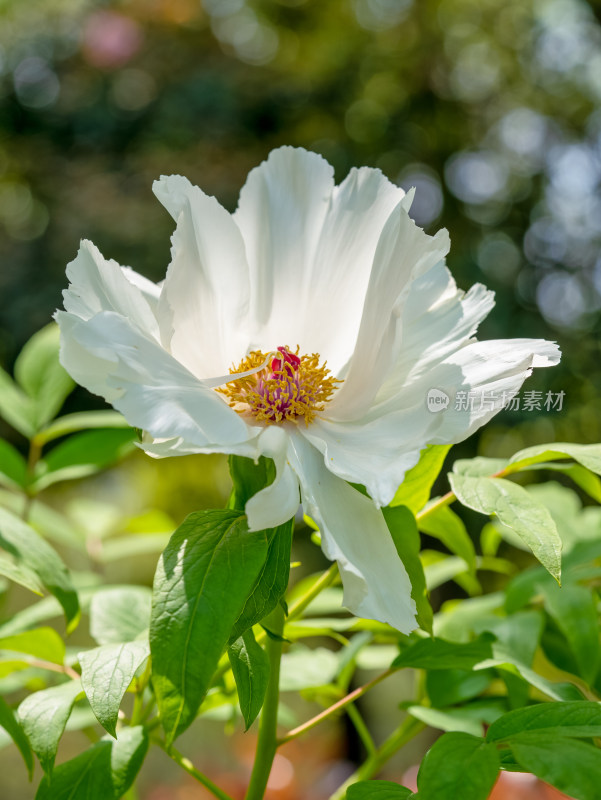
[218,346,340,424]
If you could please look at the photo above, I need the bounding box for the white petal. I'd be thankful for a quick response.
[57,310,259,450]
[246,427,300,531]
[301,411,429,508]
[63,240,160,339]
[234,148,408,373]
[329,203,450,419]
[153,175,251,378]
[371,262,496,414]
[288,433,417,633]
[426,338,561,445]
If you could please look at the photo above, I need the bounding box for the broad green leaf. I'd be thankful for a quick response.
[417,732,499,800]
[79,641,150,737]
[422,553,471,591]
[487,702,601,742]
[228,629,269,730]
[90,586,152,646]
[0,627,65,665]
[37,411,130,446]
[384,506,432,633]
[452,457,508,477]
[392,635,494,671]
[474,610,544,668]
[150,510,269,745]
[426,668,495,707]
[33,428,136,490]
[509,734,601,800]
[541,583,599,684]
[35,725,148,799]
[0,367,36,437]
[0,439,27,490]
[229,519,294,643]
[227,455,294,642]
[0,553,43,595]
[418,505,476,574]
[391,445,451,513]
[448,474,561,581]
[347,781,413,799]
[18,680,83,774]
[0,508,79,631]
[407,705,483,736]
[0,695,33,777]
[509,442,601,476]
[228,454,275,509]
[14,323,74,428]
[279,646,339,691]
[541,462,601,503]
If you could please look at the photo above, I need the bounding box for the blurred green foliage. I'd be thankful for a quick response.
[0,0,599,452]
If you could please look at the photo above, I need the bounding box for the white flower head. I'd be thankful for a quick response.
[56,146,560,634]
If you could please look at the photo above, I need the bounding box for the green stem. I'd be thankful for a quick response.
[287,562,339,621]
[244,604,285,800]
[278,668,395,746]
[328,716,425,800]
[346,703,376,757]
[160,743,235,800]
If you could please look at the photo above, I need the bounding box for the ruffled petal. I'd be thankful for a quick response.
[234,148,409,373]
[56,310,259,450]
[288,433,417,633]
[424,338,561,445]
[153,175,251,378]
[63,240,160,339]
[329,197,450,419]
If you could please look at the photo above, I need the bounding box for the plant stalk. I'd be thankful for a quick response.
[244,604,285,800]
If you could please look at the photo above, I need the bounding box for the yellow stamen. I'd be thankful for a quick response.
[217,346,340,425]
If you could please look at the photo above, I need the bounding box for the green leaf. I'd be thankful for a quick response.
[508,442,601,476]
[384,506,433,633]
[0,367,36,437]
[229,519,294,643]
[392,635,494,671]
[426,668,494,708]
[228,629,269,730]
[509,734,601,800]
[35,725,148,799]
[228,454,275,509]
[418,505,476,574]
[18,680,83,775]
[89,586,152,646]
[0,439,28,490]
[452,457,508,477]
[14,323,74,428]
[417,732,499,800]
[0,626,66,665]
[37,411,130,446]
[79,641,150,737]
[541,583,600,684]
[487,701,601,742]
[0,553,44,595]
[150,510,269,745]
[279,646,340,691]
[347,781,413,798]
[0,695,34,777]
[390,445,451,513]
[407,705,483,736]
[448,474,562,581]
[0,508,79,631]
[33,428,136,491]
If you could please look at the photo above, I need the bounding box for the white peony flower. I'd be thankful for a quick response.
[56,146,560,633]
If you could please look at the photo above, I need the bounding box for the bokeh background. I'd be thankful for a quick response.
[0,0,600,797]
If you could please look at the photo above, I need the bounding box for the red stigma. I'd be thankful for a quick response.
[271,346,301,374]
